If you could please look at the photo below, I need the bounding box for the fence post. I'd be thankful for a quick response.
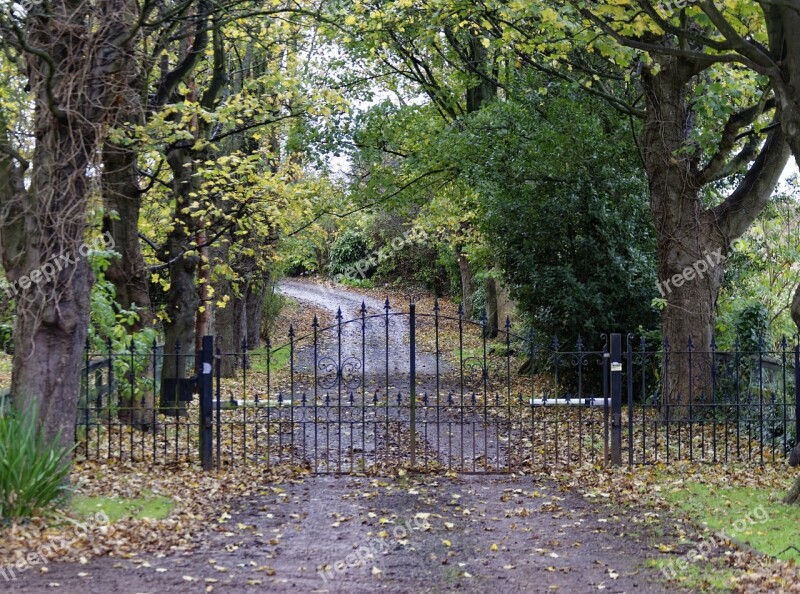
[626,334,634,466]
[603,336,609,464]
[795,343,799,447]
[610,333,623,466]
[199,335,214,471]
[409,300,416,468]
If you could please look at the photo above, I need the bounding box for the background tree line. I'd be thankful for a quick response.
[1,0,799,473]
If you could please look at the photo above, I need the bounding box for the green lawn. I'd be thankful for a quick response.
[70,493,174,522]
[247,344,291,373]
[665,482,800,561]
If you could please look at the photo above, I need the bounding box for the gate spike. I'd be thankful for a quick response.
[434,298,440,313]
[361,301,367,316]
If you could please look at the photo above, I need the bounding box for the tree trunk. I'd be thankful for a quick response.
[784,476,800,504]
[763,7,800,169]
[160,148,200,415]
[654,218,724,419]
[101,130,156,429]
[216,293,244,378]
[788,292,800,504]
[641,55,788,419]
[101,140,151,331]
[244,281,266,348]
[0,0,136,450]
[485,274,499,339]
[456,249,474,319]
[792,283,800,333]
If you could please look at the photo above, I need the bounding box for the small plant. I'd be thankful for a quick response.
[0,402,73,521]
[0,323,12,354]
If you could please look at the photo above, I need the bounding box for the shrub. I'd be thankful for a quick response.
[0,403,73,521]
[260,286,286,339]
[0,324,12,354]
[733,302,773,353]
[328,229,370,277]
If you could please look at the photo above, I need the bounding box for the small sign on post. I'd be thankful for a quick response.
[610,334,622,466]
[199,336,214,471]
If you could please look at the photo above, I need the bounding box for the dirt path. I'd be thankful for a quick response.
[10,474,678,594]
[277,279,505,473]
[279,278,444,378]
[6,281,682,593]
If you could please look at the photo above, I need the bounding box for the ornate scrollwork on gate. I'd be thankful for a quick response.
[317,356,363,390]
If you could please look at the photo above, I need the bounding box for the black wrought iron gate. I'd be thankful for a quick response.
[77,298,800,472]
[198,299,621,474]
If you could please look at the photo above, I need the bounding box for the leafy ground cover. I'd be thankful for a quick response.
[548,462,800,593]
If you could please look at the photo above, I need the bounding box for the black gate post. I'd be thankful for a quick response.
[409,300,417,468]
[610,333,623,466]
[199,335,214,471]
[626,334,634,466]
[795,343,799,448]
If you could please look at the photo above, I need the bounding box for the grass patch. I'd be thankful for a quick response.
[339,277,374,289]
[70,494,174,522]
[665,482,800,561]
[247,345,291,373]
[453,347,485,361]
[646,558,736,592]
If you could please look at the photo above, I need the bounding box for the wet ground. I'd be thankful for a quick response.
[5,281,683,593]
[10,474,679,594]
